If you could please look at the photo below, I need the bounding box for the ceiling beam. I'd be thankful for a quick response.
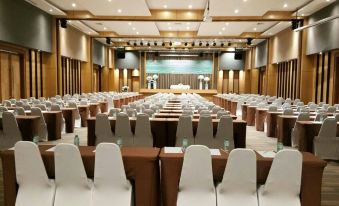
[57,9,301,22]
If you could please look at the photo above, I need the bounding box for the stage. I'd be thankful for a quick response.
[139,89,218,100]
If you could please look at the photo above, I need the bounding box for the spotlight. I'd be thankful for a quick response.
[220,42,224,47]
[291,19,303,30]
[127,41,131,46]
[246,38,253,46]
[133,42,137,46]
[106,37,111,44]
[213,42,216,46]
[184,42,188,46]
[162,42,166,46]
[206,42,209,47]
[140,41,143,46]
[154,41,157,46]
[199,42,203,46]
[169,41,173,46]
[228,42,231,46]
[192,42,195,47]
[60,19,67,28]
[147,42,151,46]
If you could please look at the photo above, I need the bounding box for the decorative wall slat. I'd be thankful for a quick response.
[276,59,298,99]
[60,56,81,95]
[314,52,334,103]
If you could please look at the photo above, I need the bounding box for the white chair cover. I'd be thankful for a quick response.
[214,116,234,149]
[217,149,258,206]
[54,144,92,206]
[31,107,48,141]
[195,116,213,148]
[115,112,133,146]
[95,113,116,145]
[175,115,194,147]
[1,112,22,149]
[177,145,216,206]
[14,141,55,206]
[134,114,153,147]
[93,143,132,206]
[258,149,302,206]
[314,118,339,160]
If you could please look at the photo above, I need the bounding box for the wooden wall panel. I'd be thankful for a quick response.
[276,59,298,99]
[60,57,82,95]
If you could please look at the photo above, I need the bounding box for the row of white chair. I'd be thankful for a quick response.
[14,141,132,206]
[178,145,302,206]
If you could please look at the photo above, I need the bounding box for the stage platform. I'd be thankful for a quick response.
[139,89,218,100]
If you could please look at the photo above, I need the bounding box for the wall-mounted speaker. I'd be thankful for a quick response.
[116,48,125,59]
[234,52,243,60]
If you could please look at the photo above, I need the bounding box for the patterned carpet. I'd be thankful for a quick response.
[0,126,338,205]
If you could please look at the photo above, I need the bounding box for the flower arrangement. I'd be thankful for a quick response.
[122,86,129,92]
[152,74,158,80]
[146,76,153,81]
[198,75,204,80]
[204,77,210,82]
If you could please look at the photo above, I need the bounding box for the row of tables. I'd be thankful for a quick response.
[0,145,327,206]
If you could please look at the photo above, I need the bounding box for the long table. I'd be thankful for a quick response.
[295,121,339,153]
[154,113,237,120]
[159,149,327,206]
[0,145,160,206]
[87,117,247,148]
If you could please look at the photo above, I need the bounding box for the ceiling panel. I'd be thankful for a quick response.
[24,0,66,15]
[83,21,160,36]
[156,22,201,31]
[48,0,151,16]
[260,22,291,36]
[198,21,276,36]
[209,0,309,16]
[293,0,336,16]
[146,0,207,10]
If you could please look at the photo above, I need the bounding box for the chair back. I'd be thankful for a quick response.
[263,150,302,196]
[327,106,336,113]
[95,113,115,145]
[108,108,120,117]
[283,108,293,115]
[15,107,26,116]
[115,112,133,146]
[217,110,230,119]
[0,106,8,112]
[176,115,194,147]
[144,109,154,117]
[177,145,215,205]
[195,115,213,147]
[318,118,337,138]
[1,111,22,149]
[214,116,234,149]
[134,114,153,147]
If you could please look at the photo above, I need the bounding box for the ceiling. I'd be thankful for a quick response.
[26,0,337,48]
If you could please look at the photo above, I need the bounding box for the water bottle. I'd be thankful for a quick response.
[74,134,80,147]
[33,136,39,145]
[277,141,283,152]
[182,138,188,152]
[224,138,229,152]
[132,112,135,118]
[117,138,122,148]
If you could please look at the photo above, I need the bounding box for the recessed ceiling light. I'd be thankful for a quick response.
[186,27,190,30]
[168,27,172,30]
[301,13,305,16]
[222,27,226,30]
[108,0,112,2]
[326,0,330,2]
[117,9,122,13]
[188,5,192,9]
[71,3,76,7]
[167,22,171,25]
[163,5,167,8]
[136,31,139,34]
[103,27,107,30]
[186,22,190,25]
[253,27,257,31]
[49,9,53,12]
[119,39,122,41]
[68,20,72,23]
[269,32,272,35]
[243,0,248,2]
[283,3,288,8]
[239,39,242,42]
[88,31,91,34]
[234,9,239,14]
[142,38,144,41]
[219,32,222,35]
[128,22,132,26]
[132,27,136,30]
[225,22,229,26]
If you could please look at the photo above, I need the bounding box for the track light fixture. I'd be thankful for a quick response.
[228,41,231,46]
[169,41,173,46]
[291,19,303,30]
[246,38,253,46]
[133,42,137,46]
[127,41,130,46]
[220,42,224,47]
[154,41,157,46]
[147,42,151,46]
[162,42,166,46]
[199,42,203,46]
[106,37,111,44]
[213,42,216,46]
[140,41,143,46]
[206,42,209,47]
[184,42,188,46]
[192,42,195,47]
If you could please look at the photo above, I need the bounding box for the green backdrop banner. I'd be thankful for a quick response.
[146,59,213,74]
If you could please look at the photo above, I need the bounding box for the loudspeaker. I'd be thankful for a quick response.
[234,52,243,60]
[60,19,67,28]
[116,48,125,59]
